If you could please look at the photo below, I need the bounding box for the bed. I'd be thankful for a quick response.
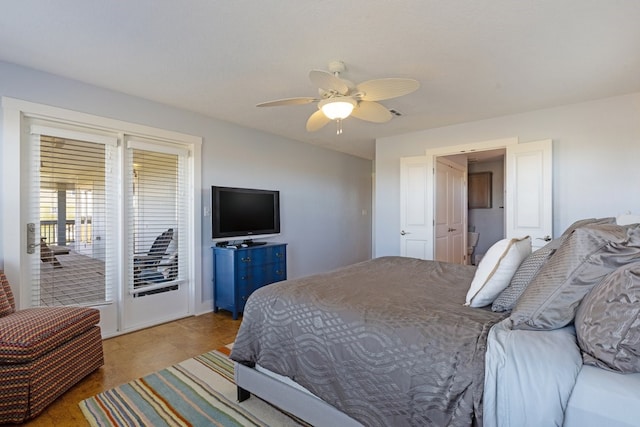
[230,217,640,426]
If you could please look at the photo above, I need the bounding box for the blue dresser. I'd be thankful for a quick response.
[213,243,287,319]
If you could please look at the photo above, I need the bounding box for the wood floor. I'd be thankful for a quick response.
[15,311,241,427]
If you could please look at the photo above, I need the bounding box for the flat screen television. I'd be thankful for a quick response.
[211,186,280,240]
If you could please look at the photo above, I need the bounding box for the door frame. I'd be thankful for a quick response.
[1,97,202,338]
[423,137,519,260]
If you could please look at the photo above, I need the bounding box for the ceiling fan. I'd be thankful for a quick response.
[257,61,420,134]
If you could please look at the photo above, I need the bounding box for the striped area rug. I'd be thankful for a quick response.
[79,346,303,427]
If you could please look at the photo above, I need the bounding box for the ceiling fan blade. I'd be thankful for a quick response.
[356,78,420,101]
[309,70,349,95]
[306,109,331,132]
[351,101,393,123]
[257,97,318,107]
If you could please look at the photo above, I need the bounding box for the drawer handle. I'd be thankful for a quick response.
[241,257,252,262]
[276,253,282,258]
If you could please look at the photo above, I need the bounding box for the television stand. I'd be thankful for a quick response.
[212,242,288,319]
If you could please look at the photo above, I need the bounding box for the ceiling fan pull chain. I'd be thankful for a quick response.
[336,119,343,135]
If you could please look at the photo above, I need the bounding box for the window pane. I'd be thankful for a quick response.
[129,147,185,295]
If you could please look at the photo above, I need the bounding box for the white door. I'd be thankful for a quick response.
[435,159,466,263]
[505,139,553,249]
[400,156,431,259]
[21,124,120,335]
[122,138,191,332]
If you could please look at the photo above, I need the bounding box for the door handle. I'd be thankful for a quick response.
[536,235,552,242]
[400,230,411,236]
[448,228,457,232]
[27,223,40,254]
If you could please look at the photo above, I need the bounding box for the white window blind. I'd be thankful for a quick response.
[28,124,119,307]
[126,138,188,295]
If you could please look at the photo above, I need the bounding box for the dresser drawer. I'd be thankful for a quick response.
[213,243,287,319]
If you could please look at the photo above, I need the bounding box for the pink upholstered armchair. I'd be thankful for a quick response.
[0,271,103,423]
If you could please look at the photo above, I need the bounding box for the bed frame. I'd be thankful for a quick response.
[236,354,640,427]
[235,362,362,426]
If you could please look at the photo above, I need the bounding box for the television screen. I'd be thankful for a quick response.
[211,186,280,239]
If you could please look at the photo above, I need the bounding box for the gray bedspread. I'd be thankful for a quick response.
[230,256,507,426]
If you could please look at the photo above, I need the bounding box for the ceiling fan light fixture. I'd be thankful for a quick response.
[319,98,357,120]
[258,62,419,133]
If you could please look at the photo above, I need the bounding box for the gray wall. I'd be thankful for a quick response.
[0,60,373,313]
[375,92,640,257]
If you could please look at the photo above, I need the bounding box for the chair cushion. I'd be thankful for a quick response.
[0,307,100,363]
[138,270,167,283]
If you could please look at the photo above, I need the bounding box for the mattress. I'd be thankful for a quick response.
[484,318,640,427]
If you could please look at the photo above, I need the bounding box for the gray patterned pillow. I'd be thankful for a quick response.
[560,217,616,238]
[491,244,556,312]
[511,223,640,330]
[575,261,640,373]
[491,218,617,313]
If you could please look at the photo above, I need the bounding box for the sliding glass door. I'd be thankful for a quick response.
[20,116,194,336]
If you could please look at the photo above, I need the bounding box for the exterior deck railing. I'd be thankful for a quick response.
[40,220,76,245]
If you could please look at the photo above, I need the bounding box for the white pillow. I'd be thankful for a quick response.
[465,236,531,307]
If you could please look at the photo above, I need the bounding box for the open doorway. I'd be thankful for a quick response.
[465,149,505,264]
[436,148,505,265]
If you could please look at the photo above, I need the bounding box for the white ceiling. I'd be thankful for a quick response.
[1,1,639,160]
